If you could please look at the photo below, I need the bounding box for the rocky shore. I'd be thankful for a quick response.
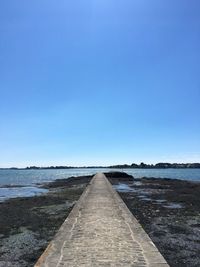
[0,172,199,267]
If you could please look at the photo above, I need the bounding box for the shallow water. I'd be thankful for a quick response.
[113,183,136,192]
[163,203,183,209]
[0,187,48,202]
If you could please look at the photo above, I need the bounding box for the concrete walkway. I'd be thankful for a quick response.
[35,173,169,267]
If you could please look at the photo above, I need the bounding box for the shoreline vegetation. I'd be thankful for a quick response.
[0,172,199,266]
[1,162,200,170]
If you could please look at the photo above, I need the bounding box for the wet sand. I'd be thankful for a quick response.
[0,172,199,267]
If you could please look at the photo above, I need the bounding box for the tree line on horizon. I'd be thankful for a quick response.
[1,162,200,170]
[108,162,200,169]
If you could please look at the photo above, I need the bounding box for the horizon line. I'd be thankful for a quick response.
[1,162,200,169]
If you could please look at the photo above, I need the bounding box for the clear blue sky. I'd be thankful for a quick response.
[0,0,200,167]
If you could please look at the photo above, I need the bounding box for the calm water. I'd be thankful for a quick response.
[0,168,200,201]
[125,168,200,181]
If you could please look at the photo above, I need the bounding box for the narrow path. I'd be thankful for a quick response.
[35,173,169,267]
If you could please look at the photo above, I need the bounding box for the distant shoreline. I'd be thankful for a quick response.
[1,162,200,170]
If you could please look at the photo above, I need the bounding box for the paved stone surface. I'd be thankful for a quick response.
[35,173,169,267]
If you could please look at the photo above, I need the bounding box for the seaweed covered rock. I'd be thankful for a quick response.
[104,172,134,184]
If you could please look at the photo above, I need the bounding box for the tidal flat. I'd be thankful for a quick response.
[0,172,199,267]
[0,175,92,267]
[108,173,200,267]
